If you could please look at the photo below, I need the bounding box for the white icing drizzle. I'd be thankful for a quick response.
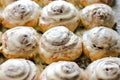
[40,1,78,24]
[0,59,37,80]
[86,57,120,80]
[39,26,82,58]
[40,61,84,80]
[83,26,120,53]
[2,26,39,55]
[81,4,115,28]
[2,0,39,24]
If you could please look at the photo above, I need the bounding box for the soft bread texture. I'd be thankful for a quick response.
[39,26,82,64]
[0,59,40,80]
[39,0,80,32]
[2,26,39,59]
[2,0,40,28]
[40,61,88,80]
[83,26,120,61]
[86,57,120,80]
[80,4,116,29]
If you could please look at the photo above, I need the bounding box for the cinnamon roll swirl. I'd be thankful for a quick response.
[39,26,82,64]
[2,0,40,28]
[0,59,39,80]
[40,61,87,80]
[38,0,80,32]
[1,26,39,59]
[83,26,120,61]
[80,4,116,29]
[86,57,120,80]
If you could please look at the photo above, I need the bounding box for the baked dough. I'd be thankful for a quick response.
[38,26,82,64]
[40,61,87,80]
[2,26,39,59]
[38,0,80,32]
[83,26,120,61]
[80,4,116,29]
[86,57,120,80]
[2,0,40,28]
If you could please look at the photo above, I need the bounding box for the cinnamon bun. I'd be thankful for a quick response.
[38,26,82,64]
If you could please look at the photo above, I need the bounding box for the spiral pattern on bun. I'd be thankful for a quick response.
[83,26,120,61]
[39,26,82,64]
[80,4,115,29]
[2,26,39,59]
[2,0,40,28]
[40,61,87,80]
[39,0,80,32]
[86,57,120,80]
[0,59,39,80]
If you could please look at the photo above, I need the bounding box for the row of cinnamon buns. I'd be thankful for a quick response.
[0,0,116,32]
[0,26,120,63]
[0,57,119,80]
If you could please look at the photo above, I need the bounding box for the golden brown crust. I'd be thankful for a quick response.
[83,44,119,61]
[83,42,119,61]
[39,48,82,64]
[2,50,38,59]
[82,43,90,58]
[39,19,80,32]
[0,12,3,22]
[66,0,80,8]
[33,0,52,7]
[80,0,115,7]
[0,0,16,8]
[2,18,39,28]
[80,0,88,7]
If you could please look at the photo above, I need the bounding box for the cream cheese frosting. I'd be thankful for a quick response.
[39,26,82,57]
[80,4,115,29]
[0,59,37,80]
[39,26,82,64]
[2,0,40,28]
[40,1,78,24]
[83,26,120,61]
[39,0,80,32]
[40,61,86,80]
[86,57,120,80]
[2,26,39,57]
[83,26,120,53]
